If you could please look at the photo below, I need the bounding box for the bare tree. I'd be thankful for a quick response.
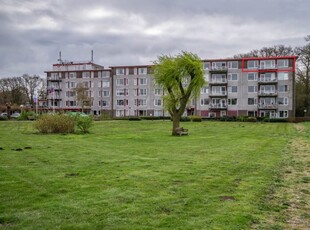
[234,45,295,58]
[20,74,43,105]
[74,82,92,112]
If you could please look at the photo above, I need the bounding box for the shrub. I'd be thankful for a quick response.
[76,116,94,133]
[263,118,288,123]
[33,114,75,134]
[0,116,8,121]
[190,115,202,122]
[128,116,141,121]
[236,116,248,122]
[180,117,191,122]
[18,111,36,121]
[246,117,257,122]
[220,116,236,122]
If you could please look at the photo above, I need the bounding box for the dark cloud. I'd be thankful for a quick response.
[0,0,310,77]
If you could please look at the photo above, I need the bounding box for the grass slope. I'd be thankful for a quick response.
[0,121,298,229]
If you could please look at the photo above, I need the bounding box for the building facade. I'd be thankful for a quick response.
[46,56,297,118]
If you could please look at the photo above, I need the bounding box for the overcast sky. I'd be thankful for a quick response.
[0,0,309,78]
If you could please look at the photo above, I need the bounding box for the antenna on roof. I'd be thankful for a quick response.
[57,51,62,64]
[91,50,94,63]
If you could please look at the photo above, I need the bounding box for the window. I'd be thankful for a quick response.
[247,60,258,69]
[201,87,209,94]
[116,89,128,96]
[154,88,162,95]
[116,78,128,86]
[99,90,110,97]
[278,72,289,80]
[69,72,76,79]
[278,97,288,105]
[154,99,162,106]
[211,74,226,83]
[228,73,238,81]
[248,86,258,93]
[259,73,276,82]
[212,62,226,70]
[137,88,147,96]
[277,59,289,68]
[139,78,147,85]
[82,81,89,88]
[248,73,257,81]
[70,82,76,88]
[116,68,124,75]
[116,99,128,106]
[82,72,90,78]
[134,99,146,106]
[204,62,210,70]
[248,98,257,105]
[99,100,109,107]
[200,98,209,105]
[260,60,275,69]
[102,71,110,78]
[154,110,163,116]
[228,61,238,69]
[102,79,110,87]
[228,98,237,105]
[228,86,238,93]
[278,85,288,92]
[278,110,288,118]
[116,110,125,117]
[138,68,147,75]
[260,85,276,93]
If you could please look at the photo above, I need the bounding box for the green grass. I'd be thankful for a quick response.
[0,120,301,229]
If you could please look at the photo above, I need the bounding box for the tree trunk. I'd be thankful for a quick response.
[171,110,180,136]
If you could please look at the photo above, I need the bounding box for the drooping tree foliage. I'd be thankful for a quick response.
[153,51,205,135]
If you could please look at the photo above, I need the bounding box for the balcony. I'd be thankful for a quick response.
[258,104,278,109]
[209,104,227,110]
[258,91,277,96]
[209,91,227,97]
[48,76,62,81]
[209,79,227,85]
[259,65,277,71]
[210,66,228,73]
[258,78,277,84]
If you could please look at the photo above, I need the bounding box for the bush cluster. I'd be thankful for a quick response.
[33,114,75,134]
[190,115,202,122]
[34,113,94,134]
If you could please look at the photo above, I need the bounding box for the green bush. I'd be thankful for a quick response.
[180,117,191,122]
[18,111,36,121]
[236,116,248,122]
[220,116,236,122]
[190,115,202,122]
[33,114,75,134]
[246,117,257,122]
[0,116,8,121]
[76,116,94,133]
[263,118,288,123]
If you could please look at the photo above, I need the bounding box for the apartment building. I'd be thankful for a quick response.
[45,61,112,116]
[45,56,297,119]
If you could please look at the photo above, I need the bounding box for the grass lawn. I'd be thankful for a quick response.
[0,120,308,229]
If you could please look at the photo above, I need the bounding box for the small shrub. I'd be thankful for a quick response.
[18,111,36,121]
[33,114,75,134]
[264,118,288,123]
[98,111,112,120]
[180,117,191,122]
[236,116,248,122]
[190,115,202,122]
[246,117,257,122]
[0,116,8,121]
[220,116,236,122]
[76,116,94,133]
[128,116,141,121]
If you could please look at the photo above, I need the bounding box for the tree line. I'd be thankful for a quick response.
[0,74,45,109]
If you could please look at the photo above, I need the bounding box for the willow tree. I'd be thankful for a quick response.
[153,51,205,135]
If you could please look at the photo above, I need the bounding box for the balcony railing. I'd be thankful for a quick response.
[258,78,277,83]
[209,79,227,84]
[210,66,228,72]
[48,76,62,81]
[258,91,277,96]
[258,104,278,109]
[259,65,277,70]
[209,91,227,96]
[209,104,227,109]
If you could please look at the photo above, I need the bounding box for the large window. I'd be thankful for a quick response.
[248,86,258,93]
[116,99,128,106]
[228,73,238,81]
[248,98,257,105]
[136,88,147,96]
[82,72,90,78]
[278,97,288,105]
[99,100,109,107]
[138,68,147,75]
[278,110,288,118]
[116,78,128,86]
[116,68,124,75]
[116,89,128,96]
[247,60,258,69]
[228,61,238,69]
[278,72,289,80]
[212,62,226,70]
[228,86,238,93]
[154,99,162,106]
[260,60,275,69]
[201,86,209,94]
[248,73,257,81]
[200,98,209,105]
[278,85,288,92]
[277,59,289,68]
[228,98,237,105]
[134,99,147,106]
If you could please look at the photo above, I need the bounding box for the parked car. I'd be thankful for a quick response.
[11,112,21,119]
[0,112,8,118]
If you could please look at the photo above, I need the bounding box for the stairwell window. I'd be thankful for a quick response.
[228,61,238,69]
[248,86,258,93]
[228,86,238,93]
[228,73,238,81]
[228,98,237,105]
[154,99,162,106]
[248,73,257,81]
[278,85,288,92]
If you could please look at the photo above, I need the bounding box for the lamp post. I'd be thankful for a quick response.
[304,109,307,117]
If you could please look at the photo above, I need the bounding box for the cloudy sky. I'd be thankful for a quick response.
[0,0,309,78]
